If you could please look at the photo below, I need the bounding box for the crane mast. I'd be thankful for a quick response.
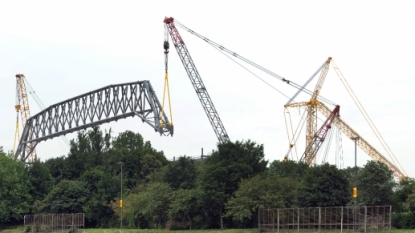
[15,74,36,163]
[164,17,230,143]
[285,57,332,164]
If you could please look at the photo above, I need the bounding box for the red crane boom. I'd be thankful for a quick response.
[301,105,340,163]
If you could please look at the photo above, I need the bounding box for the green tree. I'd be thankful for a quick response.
[28,159,55,201]
[44,156,71,183]
[66,126,112,179]
[298,163,350,207]
[357,160,395,206]
[268,159,309,181]
[168,188,200,229]
[226,174,299,225]
[39,180,89,213]
[110,131,167,187]
[198,140,268,229]
[113,182,173,229]
[0,149,32,223]
[163,156,197,190]
[393,177,415,212]
[141,182,172,228]
[80,168,119,227]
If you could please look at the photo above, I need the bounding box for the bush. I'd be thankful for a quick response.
[392,211,415,229]
[68,224,78,233]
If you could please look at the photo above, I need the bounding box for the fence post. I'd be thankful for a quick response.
[258,209,260,232]
[273,209,275,232]
[389,205,392,233]
[341,206,343,233]
[318,207,321,233]
[364,206,367,233]
[297,208,300,233]
[277,209,280,233]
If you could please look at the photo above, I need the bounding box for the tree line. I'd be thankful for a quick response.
[0,126,414,229]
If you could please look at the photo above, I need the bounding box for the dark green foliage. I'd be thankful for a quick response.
[0,150,32,223]
[65,126,112,179]
[226,174,299,224]
[298,163,350,207]
[357,160,395,206]
[163,156,197,190]
[198,140,268,228]
[80,168,119,227]
[44,156,71,183]
[28,159,55,201]
[39,180,89,213]
[168,188,200,229]
[119,182,173,229]
[2,126,414,230]
[268,159,309,181]
[393,178,415,212]
[110,131,167,187]
[392,212,415,229]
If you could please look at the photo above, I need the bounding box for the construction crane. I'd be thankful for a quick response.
[316,101,406,180]
[14,74,36,163]
[163,17,331,144]
[13,104,20,156]
[300,105,340,162]
[285,57,332,164]
[164,17,230,143]
[284,59,407,179]
[162,18,406,179]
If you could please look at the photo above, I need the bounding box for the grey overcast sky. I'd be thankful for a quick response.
[1,1,414,178]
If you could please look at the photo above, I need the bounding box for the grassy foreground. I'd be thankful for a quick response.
[1,228,414,233]
[84,229,257,233]
[82,228,414,233]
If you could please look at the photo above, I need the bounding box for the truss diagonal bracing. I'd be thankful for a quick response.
[15,81,173,162]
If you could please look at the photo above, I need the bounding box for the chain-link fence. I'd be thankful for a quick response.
[258,206,391,233]
[24,213,84,232]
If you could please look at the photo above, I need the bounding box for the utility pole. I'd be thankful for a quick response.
[351,136,359,232]
[118,162,124,231]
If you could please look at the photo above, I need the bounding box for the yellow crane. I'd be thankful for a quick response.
[284,58,407,180]
[14,74,36,163]
[285,57,332,164]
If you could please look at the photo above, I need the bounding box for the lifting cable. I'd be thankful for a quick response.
[321,128,334,163]
[284,107,308,160]
[332,60,406,175]
[174,19,336,106]
[335,127,344,169]
[161,24,174,129]
[24,77,70,149]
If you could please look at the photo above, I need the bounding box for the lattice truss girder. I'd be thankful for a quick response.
[166,20,229,143]
[15,81,173,162]
[317,101,405,180]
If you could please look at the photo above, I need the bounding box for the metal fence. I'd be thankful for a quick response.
[258,206,391,233]
[24,213,84,232]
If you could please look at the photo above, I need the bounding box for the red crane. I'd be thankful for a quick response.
[300,105,340,162]
[163,17,230,143]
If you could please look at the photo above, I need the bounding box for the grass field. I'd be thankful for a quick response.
[82,228,414,233]
[1,227,414,233]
